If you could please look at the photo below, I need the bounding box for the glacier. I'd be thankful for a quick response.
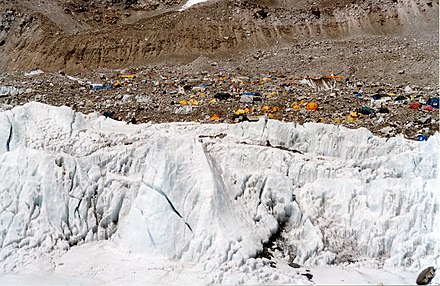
[0,102,438,285]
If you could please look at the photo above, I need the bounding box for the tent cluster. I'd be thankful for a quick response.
[71,69,439,140]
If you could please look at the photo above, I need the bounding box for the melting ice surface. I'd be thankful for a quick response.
[0,102,438,285]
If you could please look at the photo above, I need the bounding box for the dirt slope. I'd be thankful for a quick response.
[0,0,438,86]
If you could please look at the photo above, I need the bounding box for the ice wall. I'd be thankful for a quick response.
[0,103,438,283]
[227,119,439,268]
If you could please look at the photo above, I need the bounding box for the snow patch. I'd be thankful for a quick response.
[180,0,211,11]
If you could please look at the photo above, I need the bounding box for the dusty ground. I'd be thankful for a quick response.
[0,0,438,139]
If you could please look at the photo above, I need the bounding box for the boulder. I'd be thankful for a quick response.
[416,266,436,285]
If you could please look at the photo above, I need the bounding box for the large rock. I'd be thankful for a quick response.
[416,266,436,285]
